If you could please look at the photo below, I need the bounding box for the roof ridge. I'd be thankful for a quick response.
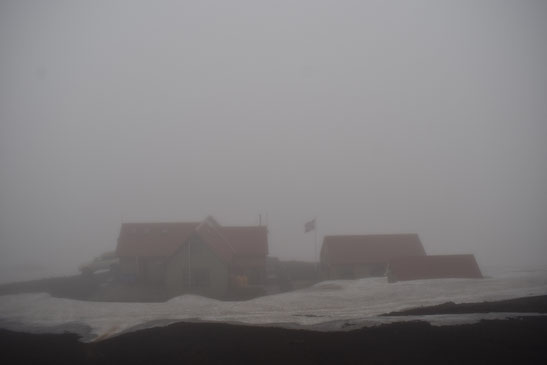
[196,217,235,255]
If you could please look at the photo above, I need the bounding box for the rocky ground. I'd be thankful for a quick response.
[0,266,317,302]
[0,273,103,300]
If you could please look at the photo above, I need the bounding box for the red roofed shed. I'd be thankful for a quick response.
[387,254,483,283]
[320,234,426,279]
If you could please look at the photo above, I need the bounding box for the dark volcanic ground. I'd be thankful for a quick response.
[383,294,547,316]
[1,297,547,364]
[1,317,547,365]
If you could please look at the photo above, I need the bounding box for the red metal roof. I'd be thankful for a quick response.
[195,218,234,263]
[388,254,483,282]
[320,234,426,266]
[116,218,268,263]
[117,222,199,258]
[221,226,268,257]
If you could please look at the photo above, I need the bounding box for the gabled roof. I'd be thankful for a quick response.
[221,226,268,257]
[320,234,426,266]
[195,217,234,263]
[388,254,483,282]
[117,222,199,258]
[116,218,268,263]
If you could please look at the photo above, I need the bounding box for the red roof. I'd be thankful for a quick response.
[320,234,426,266]
[195,218,234,262]
[388,254,483,282]
[116,218,268,263]
[117,222,199,258]
[221,226,268,257]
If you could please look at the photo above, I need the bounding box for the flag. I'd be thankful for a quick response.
[304,218,316,233]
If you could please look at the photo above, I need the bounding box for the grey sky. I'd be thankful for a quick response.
[1,0,546,279]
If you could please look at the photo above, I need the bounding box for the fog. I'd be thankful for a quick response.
[1,0,546,281]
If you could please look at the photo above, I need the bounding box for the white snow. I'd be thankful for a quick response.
[0,265,546,341]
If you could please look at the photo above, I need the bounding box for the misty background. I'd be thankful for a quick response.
[1,0,546,282]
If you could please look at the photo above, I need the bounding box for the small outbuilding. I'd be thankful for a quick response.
[320,234,426,279]
[387,254,483,283]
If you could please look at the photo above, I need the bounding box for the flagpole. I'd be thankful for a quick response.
[305,218,318,264]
